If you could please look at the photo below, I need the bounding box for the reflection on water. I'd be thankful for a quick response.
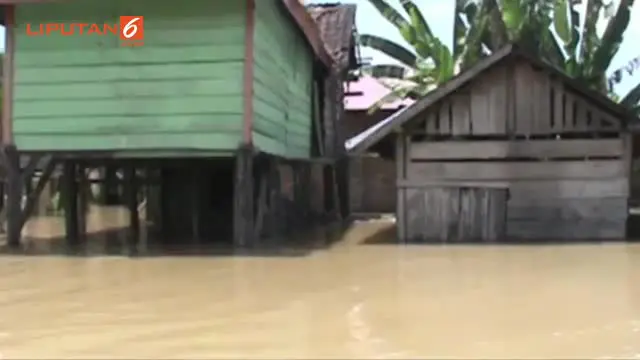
[0,208,639,359]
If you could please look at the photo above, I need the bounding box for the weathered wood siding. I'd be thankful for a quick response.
[403,186,507,242]
[14,0,247,152]
[417,62,621,137]
[346,110,397,214]
[349,155,396,213]
[253,0,313,158]
[396,59,630,241]
[399,138,629,241]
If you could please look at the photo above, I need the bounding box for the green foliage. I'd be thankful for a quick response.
[360,0,638,114]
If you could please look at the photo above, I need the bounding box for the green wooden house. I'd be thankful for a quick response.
[0,0,357,251]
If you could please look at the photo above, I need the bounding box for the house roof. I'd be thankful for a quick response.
[347,44,638,154]
[0,0,334,68]
[307,3,358,72]
[344,74,414,111]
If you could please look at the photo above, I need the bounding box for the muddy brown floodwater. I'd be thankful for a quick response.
[0,207,639,359]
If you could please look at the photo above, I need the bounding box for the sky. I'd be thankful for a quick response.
[308,0,640,97]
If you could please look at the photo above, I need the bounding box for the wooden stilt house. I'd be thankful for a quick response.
[349,44,638,242]
[0,0,356,251]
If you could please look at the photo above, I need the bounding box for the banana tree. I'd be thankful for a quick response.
[361,0,638,113]
[358,0,458,112]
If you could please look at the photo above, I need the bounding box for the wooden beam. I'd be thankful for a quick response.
[312,81,325,156]
[18,158,55,229]
[410,139,624,160]
[1,5,15,144]
[4,146,20,247]
[233,145,254,247]
[395,133,408,241]
[124,164,139,254]
[242,0,255,144]
[254,171,268,241]
[408,160,625,181]
[62,161,79,249]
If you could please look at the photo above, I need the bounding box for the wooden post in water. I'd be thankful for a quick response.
[190,165,200,244]
[322,164,336,221]
[102,164,119,205]
[124,164,139,254]
[233,145,254,247]
[266,158,282,239]
[5,146,22,248]
[62,160,79,249]
[76,162,88,244]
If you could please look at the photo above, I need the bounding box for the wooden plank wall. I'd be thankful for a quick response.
[395,59,630,241]
[418,62,621,137]
[404,186,507,242]
[401,138,629,240]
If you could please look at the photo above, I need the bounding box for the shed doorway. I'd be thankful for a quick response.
[403,186,508,243]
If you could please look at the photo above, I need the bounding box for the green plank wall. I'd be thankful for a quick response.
[13,0,246,153]
[253,0,314,158]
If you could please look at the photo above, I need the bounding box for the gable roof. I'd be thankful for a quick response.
[307,3,357,72]
[0,0,334,68]
[347,44,638,154]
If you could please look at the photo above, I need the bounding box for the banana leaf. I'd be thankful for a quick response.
[359,34,417,67]
[587,0,636,78]
[367,0,419,52]
[363,64,408,79]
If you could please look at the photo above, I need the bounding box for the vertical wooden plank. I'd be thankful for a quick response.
[77,162,88,245]
[564,92,575,131]
[425,110,438,134]
[62,160,79,250]
[396,132,408,241]
[470,81,490,134]
[552,81,564,133]
[190,165,200,243]
[514,63,533,136]
[493,189,508,241]
[574,98,589,131]
[445,188,460,241]
[505,62,516,135]
[623,132,632,237]
[2,5,15,144]
[124,164,139,255]
[4,146,21,248]
[451,93,472,135]
[533,72,551,134]
[457,188,471,240]
[242,0,255,143]
[421,189,434,240]
[438,102,451,135]
[488,67,508,134]
[233,145,254,247]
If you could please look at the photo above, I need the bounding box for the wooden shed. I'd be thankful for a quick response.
[349,44,638,242]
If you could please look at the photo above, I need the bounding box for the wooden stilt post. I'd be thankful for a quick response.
[190,164,200,244]
[233,145,254,247]
[5,146,22,248]
[77,162,88,244]
[299,163,311,225]
[103,164,119,205]
[253,159,268,242]
[124,164,139,255]
[62,160,79,249]
[267,158,282,238]
[322,164,336,221]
